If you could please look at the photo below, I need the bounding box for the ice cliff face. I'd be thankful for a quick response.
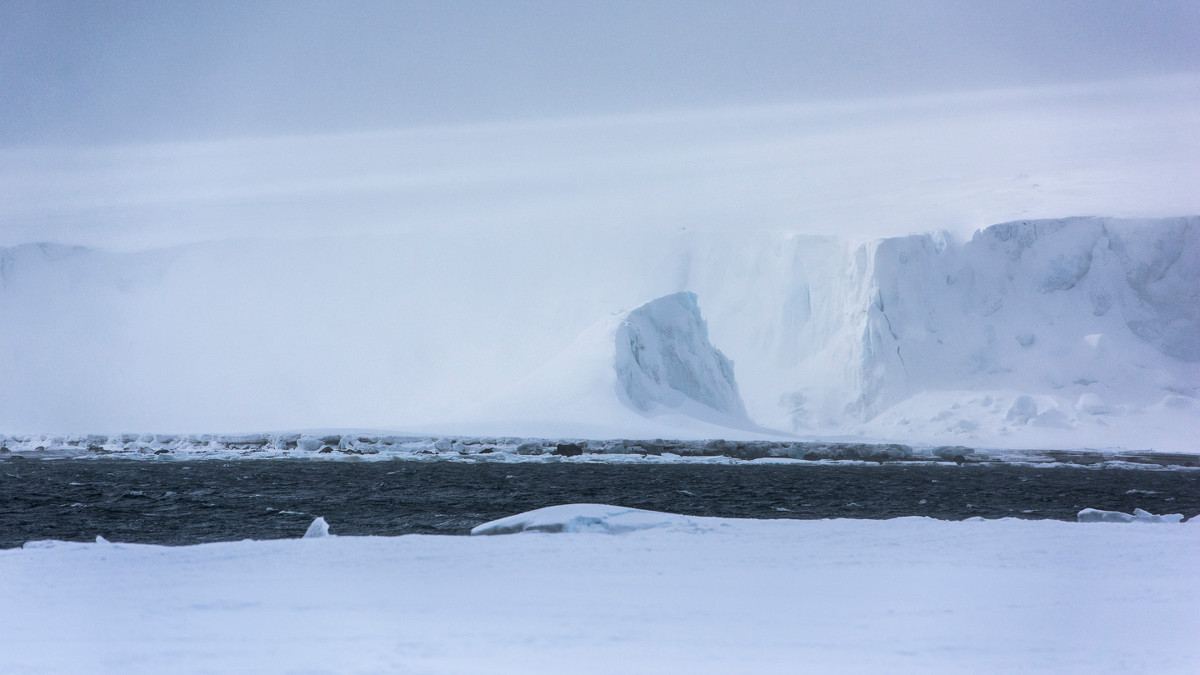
[614,292,747,421]
[851,216,1199,412]
[678,216,1199,449]
[1,217,1196,449]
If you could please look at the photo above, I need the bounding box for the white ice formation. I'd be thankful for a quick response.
[615,292,747,422]
[1,216,1196,449]
[1076,508,1185,524]
[470,503,710,536]
[680,216,1200,449]
[480,504,1198,535]
[467,291,754,437]
[303,517,331,538]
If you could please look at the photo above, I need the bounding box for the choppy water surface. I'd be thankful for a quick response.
[2,458,1197,548]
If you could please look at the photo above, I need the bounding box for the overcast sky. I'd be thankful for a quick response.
[1,1,1198,249]
[2,0,1198,145]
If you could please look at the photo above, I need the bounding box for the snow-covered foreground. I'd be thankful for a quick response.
[3,508,1197,674]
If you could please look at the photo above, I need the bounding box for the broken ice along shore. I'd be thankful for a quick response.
[2,432,1197,468]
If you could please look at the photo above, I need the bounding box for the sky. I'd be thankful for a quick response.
[1,0,1198,145]
[1,1,1199,248]
[2,0,1200,247]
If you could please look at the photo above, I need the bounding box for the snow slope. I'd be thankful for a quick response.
[457,291,753,438]
[2,511,1197,674]
[0,231,682,434]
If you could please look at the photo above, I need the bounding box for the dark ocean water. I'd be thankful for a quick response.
[2,458,1197,548]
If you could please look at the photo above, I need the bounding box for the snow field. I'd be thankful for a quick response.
[2,511,1197,674]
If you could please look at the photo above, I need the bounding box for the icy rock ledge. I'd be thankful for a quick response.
[470,504,711,535]
[1076,508,1184,523]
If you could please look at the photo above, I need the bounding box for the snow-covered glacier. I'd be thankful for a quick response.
[0,217,1196,450]
[682,216,1199,450]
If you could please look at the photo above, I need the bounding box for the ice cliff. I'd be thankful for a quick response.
[857,217,1199,409]
[615,292,747,421]
[679,216,1200,449]
[1,217,1196,449]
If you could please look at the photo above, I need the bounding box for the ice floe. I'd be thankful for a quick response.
[471,503,711,535]
[1076,508,1185,523]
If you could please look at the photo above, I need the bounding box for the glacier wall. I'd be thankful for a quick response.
[677,216,1199,448]
[0,216,1196,449]
[859,217,1199,405]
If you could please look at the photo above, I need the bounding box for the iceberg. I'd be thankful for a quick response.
[303,517,331,538]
